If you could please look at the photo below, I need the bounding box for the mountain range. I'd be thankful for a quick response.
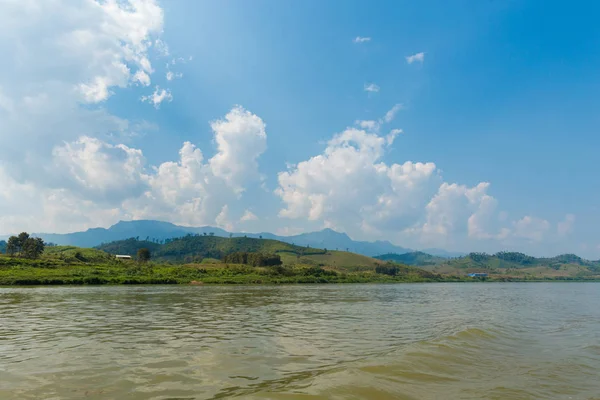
[0,220,462,258]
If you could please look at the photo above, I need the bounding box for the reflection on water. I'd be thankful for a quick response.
[1,283,599,399]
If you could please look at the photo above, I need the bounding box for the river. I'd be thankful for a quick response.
[1,283,599,399]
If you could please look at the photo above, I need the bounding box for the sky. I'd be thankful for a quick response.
[0,0,599,258]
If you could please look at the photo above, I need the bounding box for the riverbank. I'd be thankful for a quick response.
[1,258,598,285]
[0,254,445,285]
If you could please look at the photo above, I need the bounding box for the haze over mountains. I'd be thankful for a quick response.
[1,220,463,258]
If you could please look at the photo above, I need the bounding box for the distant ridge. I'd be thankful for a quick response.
[6,220,423,257]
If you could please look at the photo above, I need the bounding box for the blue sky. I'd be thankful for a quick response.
[0,0,598,257]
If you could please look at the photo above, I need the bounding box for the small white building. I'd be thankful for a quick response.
[115,255,132,260]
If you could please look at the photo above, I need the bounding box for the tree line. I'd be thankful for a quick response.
[222,252,283,267]
[5,232,45,259]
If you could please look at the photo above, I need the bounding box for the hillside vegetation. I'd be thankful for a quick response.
[0,238,438,285]
[420,251,600,279]
[96,235,386,269]
[375,251,446,266]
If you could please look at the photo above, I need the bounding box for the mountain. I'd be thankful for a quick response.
[256,228,413,256]
[375,251,446,266]
[23,220,415,257]
[29,221,229,249]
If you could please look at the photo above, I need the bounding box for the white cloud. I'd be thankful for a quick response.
[364,83,380,93]
[141,86,173,108]
[0,0,168,179]
[353,36,371,43]
[240,210,258,222]
[276,125,439,236]
[406,52,425,64]
[52,136,148,204]
[215,205,234,231]
[386,129,402,145]
[1,104,265,233]
[170,57,190,65]
[154,39,169,56]
[513,216,551,242]
[557,214,575,237]
[166,71,183,81]
[275,115,561,253]
[418,182,511,247]
[209,106,267,193]
[133,70,151,86]
[354,104,403,134]
[119,106,268,227]
[383,103,403,123]
[356,120,379,131]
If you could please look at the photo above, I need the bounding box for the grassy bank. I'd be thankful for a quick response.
[0,254,442,285]
[2,244,599,286]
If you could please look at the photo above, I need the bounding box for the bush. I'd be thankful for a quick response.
[375,264,400,276]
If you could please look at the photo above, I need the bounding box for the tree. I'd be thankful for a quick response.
[209,232,214,236]
[259,235,262,239]
[6,236,19,256]
[22,237,44,259]
[136,236,139,241]
[137,248,151,263]
[18,232,30,247]
[203,232,207,236]
[376,264,400,276]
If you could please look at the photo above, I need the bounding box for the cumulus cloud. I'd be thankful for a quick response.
[364,83,380,93]
[0,103,269,234]
[0,1,266,233]
[513,216,551,242]
[215,205,234,231]
[354,104,403,134]
[276,123,440,237]
[133,70,151,86]
[275,106,562,252]
[52,136,148,204]
[141,86,173,108]
[406,52,425,64]
[125,106,268,226]
[240,210,258,222]
[209,106,267,193]
[353,36,371,43]
[0,0,167,181]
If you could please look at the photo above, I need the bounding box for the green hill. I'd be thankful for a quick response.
[96,235,388,269]
[0,236,438,285]
[419,251,600,279]
[375,251,445,266]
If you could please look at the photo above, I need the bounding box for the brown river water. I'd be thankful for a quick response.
[1,283,599,399]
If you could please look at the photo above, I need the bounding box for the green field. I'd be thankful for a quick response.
[3,237,600,285]
[0,246,438,285]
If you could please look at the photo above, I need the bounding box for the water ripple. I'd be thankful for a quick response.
[1,283,599,399]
